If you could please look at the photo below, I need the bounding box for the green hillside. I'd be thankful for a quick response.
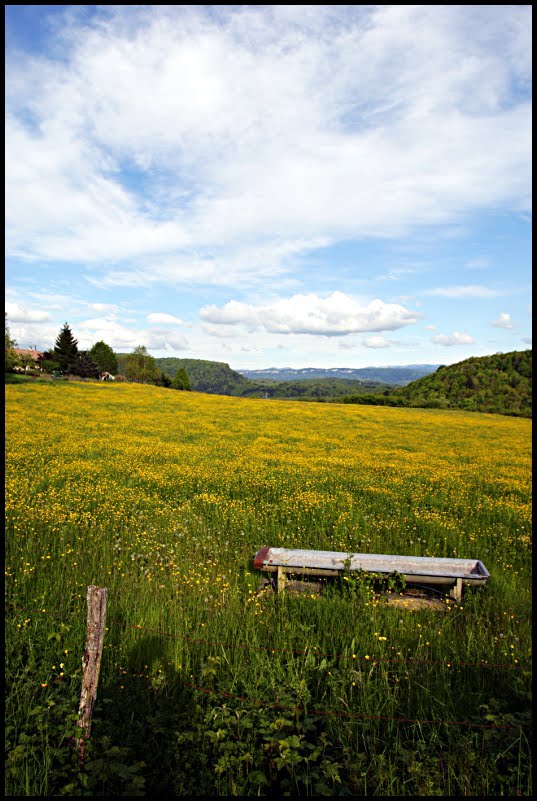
[257,377,389,399]
[154,357,390,399]
[342,350,532,417]
[154,358,253,395]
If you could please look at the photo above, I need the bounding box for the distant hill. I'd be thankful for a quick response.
[154,358,391,399]
[342,350,532,417]
[154,358,252,395]
[240,365,440,385]
[250,377,389,399]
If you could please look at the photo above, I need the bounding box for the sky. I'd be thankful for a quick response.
[5,4,532,370]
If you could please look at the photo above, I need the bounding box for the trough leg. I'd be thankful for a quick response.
[277,566,286,594]
[449,578,463,603]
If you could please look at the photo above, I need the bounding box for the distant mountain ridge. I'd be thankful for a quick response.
[240,365,440,385]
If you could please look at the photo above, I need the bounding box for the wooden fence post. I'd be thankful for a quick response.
[277,565,287,593]
[75,585,107,763]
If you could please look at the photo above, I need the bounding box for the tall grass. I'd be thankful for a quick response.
[5,381,532,795]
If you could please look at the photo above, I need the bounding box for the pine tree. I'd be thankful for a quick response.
[53,323,79,373]
[73,351,99,379]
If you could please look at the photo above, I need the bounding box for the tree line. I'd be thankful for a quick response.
[4,317,191,390]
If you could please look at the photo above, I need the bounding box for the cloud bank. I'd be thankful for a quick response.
[5,5,532,287]
[200,292,422,336]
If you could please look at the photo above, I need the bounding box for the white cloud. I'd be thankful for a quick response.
[424,285,502,298]
[5,5,532,287]
[71,316,189,352]
[144,330,189,351]
[521,336,532,345]
[200,292,422,337]
[146,312,188,325]
[200,323,244,339]
[431,331,476,346]
[363,336,391,349]
[490,312,515,329]
[6,321,61,352]
[74,318,139,349]
[5,301,52,323]
[88,303,120,314]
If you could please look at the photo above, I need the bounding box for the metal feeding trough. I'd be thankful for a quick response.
[253,547,490,603]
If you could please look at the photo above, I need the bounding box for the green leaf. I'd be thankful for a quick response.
[249,770,268,786]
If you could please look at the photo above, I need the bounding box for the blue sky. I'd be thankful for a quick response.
[5,5,532,369]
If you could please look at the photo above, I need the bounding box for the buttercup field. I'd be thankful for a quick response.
[6,4,532,795]
[5,381,532,796]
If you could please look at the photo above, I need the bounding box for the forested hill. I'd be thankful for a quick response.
[155,358,252,395]
[343,350,532,417]
[154,357,390,398]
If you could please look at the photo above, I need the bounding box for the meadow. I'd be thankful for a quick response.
[5,381,532,796]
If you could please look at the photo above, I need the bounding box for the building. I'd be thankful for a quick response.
[13,348,44,371]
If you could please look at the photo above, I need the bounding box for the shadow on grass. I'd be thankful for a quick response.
[87,633,209,797]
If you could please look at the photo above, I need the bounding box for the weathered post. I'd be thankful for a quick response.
[449,577,463,604]
[75,585,107,763]
[277,565,287,593]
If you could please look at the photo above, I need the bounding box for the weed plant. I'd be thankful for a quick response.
[5,381,532,795]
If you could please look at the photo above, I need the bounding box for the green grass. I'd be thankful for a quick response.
[5,382,532,796]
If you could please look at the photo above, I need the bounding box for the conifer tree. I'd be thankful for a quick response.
[73,350,99,379]
[53,323,79,373]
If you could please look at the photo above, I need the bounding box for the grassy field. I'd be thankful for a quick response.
[5,381,532,796]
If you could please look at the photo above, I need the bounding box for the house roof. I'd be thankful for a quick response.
[13,348,44,361]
